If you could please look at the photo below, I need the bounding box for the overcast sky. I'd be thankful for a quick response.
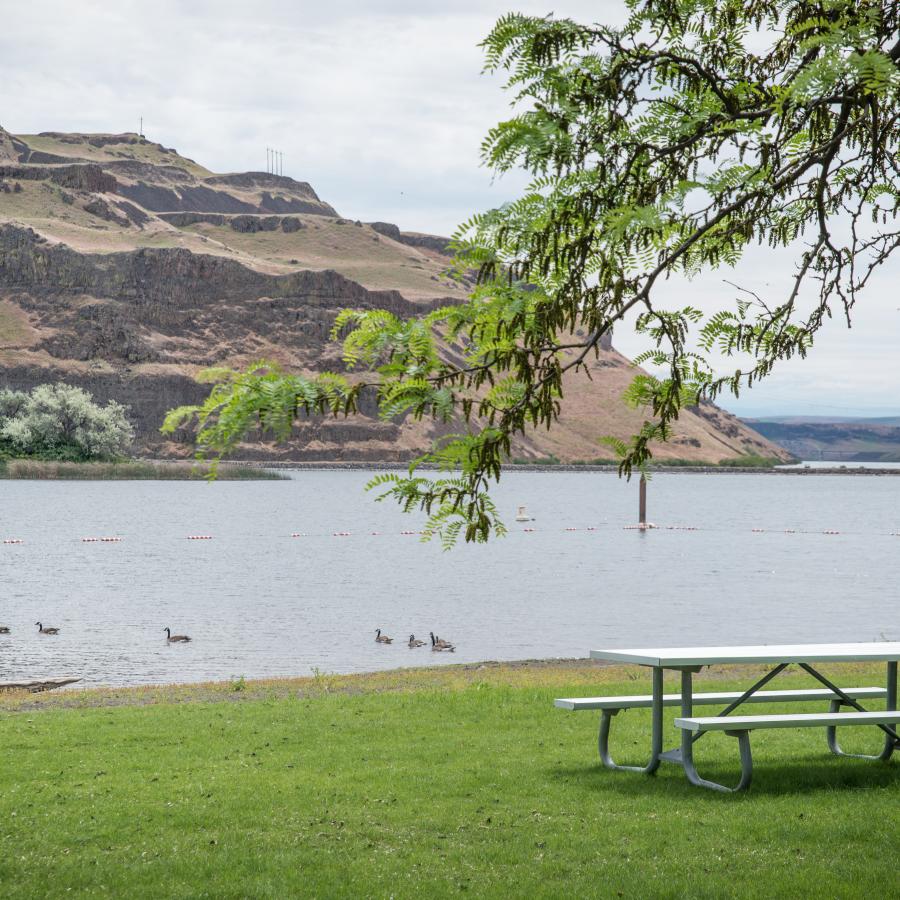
[1,0,898,417]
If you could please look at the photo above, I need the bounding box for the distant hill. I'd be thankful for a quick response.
[747,415,900,426]
[743,417,900,462]
[0,126,789,463]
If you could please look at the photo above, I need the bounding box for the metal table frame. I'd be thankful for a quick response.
[590,644,900,792]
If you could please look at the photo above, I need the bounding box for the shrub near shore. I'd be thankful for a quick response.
[0,384,133,461]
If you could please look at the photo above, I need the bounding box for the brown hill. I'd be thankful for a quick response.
[0,128,788,463]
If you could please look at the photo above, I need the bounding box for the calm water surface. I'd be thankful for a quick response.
[1,471,898,686]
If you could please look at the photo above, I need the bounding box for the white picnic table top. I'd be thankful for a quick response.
[590,642,900,667]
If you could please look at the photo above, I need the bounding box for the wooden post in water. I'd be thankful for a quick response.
[638,475,647,525]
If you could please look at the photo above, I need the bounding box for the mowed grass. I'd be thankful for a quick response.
[0,662,897,898]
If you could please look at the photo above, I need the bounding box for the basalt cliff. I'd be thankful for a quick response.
[0,127,788,463]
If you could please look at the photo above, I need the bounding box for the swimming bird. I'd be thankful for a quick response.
[430,632,455,652]
[0,626,10,634]
[164,627,191,643]
[408,634,425,648]
[375,629,393,644]
[35,622,59,635]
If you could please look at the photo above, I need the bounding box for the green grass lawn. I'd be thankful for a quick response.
[0,662,896,898]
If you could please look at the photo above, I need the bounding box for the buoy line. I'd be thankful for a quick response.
[2,522,899,547]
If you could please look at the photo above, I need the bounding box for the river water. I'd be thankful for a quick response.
[0,470,898,686]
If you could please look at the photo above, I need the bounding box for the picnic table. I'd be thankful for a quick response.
[556,643,900,792]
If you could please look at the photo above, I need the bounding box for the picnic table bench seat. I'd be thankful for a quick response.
[554,687,888,711]
[675,709,900,733]
[673,709,900,791]
[557,686,894,789]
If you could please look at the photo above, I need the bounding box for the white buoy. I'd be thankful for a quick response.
[515,505,533,522]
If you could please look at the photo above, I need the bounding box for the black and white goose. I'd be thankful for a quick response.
[430,632,455,652]
[164,627,191,643]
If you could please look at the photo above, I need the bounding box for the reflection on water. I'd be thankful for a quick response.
[0,470,898,686]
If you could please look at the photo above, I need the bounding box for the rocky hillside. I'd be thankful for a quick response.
[0,127,788,463]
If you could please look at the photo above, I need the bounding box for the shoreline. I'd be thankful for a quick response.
[1,656,887,712]
[6,458,899,478]
[242,460,900,476]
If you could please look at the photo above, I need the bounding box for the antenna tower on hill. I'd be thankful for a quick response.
[266,148,284,176]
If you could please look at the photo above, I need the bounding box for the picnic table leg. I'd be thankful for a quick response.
[597,665,662,774]
[679,668,753,792]
[824,661,898,761]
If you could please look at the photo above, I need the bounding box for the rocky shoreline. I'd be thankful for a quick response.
[241,460,900,476]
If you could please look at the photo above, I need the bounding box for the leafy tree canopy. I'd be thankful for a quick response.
[164,0,900,546]
[1,384,134,461]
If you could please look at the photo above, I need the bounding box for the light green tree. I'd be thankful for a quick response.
[1,384,134,460]
[0,389,28,420]
[165,1,900,544]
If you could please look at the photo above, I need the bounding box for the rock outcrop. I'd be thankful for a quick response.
[371,221,452,256]
[0,125,19,163]
[0,223,453,455]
